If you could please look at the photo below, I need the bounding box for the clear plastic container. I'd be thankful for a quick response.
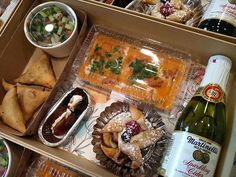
[125,0,209,26]
[76,25,191,111]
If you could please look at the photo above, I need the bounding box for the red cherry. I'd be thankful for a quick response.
[126,120,141,136]
[160,3,173,17]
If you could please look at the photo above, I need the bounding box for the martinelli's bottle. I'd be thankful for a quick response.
[159,55,232,177]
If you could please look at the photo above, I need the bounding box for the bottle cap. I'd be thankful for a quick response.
[200,55,232,92]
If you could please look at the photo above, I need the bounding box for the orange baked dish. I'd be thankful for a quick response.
[78,33,187,110]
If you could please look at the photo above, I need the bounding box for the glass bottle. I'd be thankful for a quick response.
[198,0,236,37]
[159,55,232,177]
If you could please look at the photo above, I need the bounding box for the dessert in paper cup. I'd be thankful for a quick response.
[92,101,167,176]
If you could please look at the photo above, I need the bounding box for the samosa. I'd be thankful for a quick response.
[2,78,14,91]
[0,87,26,133]
[15,54,56,88]
[17,85,50,122]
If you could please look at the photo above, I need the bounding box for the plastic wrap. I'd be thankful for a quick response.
[76,25,191,111]
[126,0,210,26]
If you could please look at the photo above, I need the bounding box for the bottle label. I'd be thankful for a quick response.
[160,131,221,177]
[200,0,236,28]
[195,84,225,104]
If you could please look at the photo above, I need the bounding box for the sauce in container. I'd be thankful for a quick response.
[38,87,91,147]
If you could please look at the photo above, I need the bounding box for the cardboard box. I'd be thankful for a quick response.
[0,0,34,56]
[87,0,236,44]
[0,0,87,136]
[0,0,21,31]
[0,0,235,177]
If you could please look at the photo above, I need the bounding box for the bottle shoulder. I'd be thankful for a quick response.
[175,96,226,144]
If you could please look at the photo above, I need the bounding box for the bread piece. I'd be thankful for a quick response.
[15,54,56,88]
[166,10,191,23]
[1,87,26,133]
[17,85,50,122]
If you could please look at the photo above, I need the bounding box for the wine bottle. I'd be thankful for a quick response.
[159,55,232,177]
[198,0,236,37]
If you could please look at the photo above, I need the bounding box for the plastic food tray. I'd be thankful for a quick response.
[76,25,191,111]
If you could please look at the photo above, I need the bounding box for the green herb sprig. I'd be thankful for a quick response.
[129,59,157,84]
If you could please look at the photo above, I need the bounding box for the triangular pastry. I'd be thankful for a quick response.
[17,85,50,122]
[1,87,26,133]
[2,78,14,91]
[15,54,56,88]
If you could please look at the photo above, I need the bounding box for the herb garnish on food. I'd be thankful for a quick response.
[90,45,123,75]
[94,44,102,52]
[113,46,120,53]
[91,56,105,74]
[0,141,8,177]
[129,59,157,84]
[105,56,123,75]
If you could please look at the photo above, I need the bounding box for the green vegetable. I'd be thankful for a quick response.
[65,23,73,30]
[105,52,112,58]
[39,11,47,17]
[0,157,8,167]
[129,59,157,83]
[91,56,105,75]
[62,16,67,23]
[53,6,61,13]
[94,44,102,52]
[29,5,75,47]
[48,15,55,22]
[57,26,63,35]
[105,56,123,75]
[113,46,120,53]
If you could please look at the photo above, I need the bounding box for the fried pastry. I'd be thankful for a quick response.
[98,103,164,169]
[15,54,56,88]
[102,116,132,133]
[17,85,50,122]
[0,87,26,133]
[150,0,200,24]
[130,128,164,149]
[2,78,14,91]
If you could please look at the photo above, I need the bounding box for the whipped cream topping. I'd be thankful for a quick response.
[68,95,83,112]
[51,94,83,135]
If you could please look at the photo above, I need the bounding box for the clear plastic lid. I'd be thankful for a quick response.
[76,26,191,111]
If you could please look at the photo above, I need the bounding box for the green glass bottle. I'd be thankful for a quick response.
[159,55,232,177]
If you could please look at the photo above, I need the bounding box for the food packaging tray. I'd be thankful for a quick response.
[76,25,192,111]
[35,25,207,176]
[0,1,235,177]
